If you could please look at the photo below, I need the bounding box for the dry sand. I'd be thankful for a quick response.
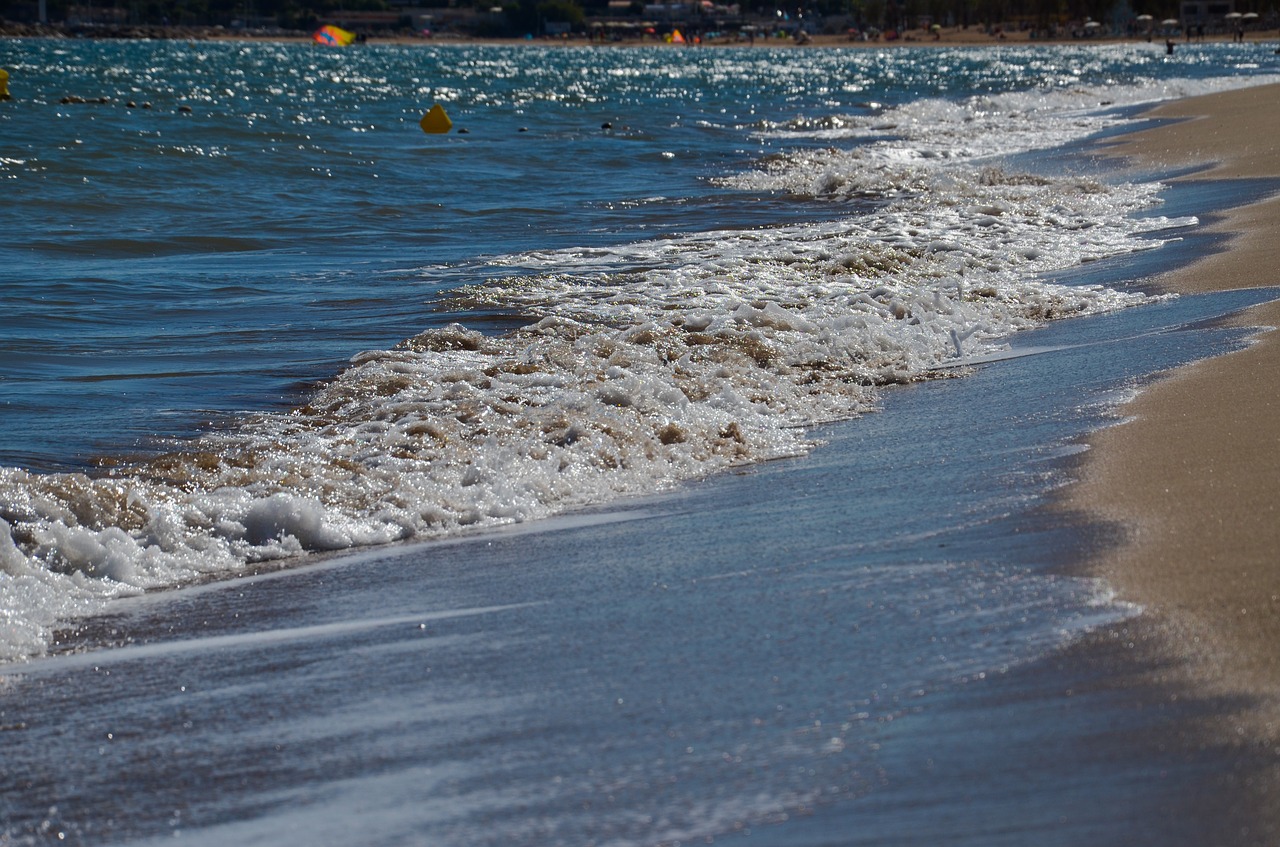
[6,20,1271,49]
[397,28,1276,48]
[373,29,1277,50]
[1070,84,1280,747]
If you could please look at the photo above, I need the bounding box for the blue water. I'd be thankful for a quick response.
[1,284,1274,846]
[2,37,1280,845]
[2,39,848,468]
[3,39,1277,469]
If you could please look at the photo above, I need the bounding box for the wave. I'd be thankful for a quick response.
[0,76,1235,664]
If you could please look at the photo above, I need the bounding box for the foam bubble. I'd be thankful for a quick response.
[0,76,1239,664]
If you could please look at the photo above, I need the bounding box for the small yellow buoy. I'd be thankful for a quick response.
[419,103,452,135]
[0,69,11,102]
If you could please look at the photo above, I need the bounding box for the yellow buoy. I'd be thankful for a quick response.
[0,69,10,101]
[419,103,452,134]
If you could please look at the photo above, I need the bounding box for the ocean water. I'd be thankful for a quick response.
[3,286,1277,846]
[1,37,1279,844]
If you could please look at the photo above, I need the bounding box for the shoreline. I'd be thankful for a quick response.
[1067,82,1280,832]
[1,40,1278,843]
[4,21,1279,49]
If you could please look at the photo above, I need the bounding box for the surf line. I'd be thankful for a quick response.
[12,602,543,676]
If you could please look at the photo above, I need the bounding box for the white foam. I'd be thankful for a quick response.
[732,74,1280,200]
[1,74,1259,665]
[18,603,536,674]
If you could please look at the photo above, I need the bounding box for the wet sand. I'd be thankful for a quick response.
[1068,82,1280,824]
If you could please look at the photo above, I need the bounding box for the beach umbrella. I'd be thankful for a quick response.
[1162,18,1179,25]
[1243,11,1259,18]
[1224,11,1243,19]
[313,24,356,46]
[1136,14,1153,21]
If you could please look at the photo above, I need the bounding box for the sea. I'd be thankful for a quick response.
[1,36,1279,845]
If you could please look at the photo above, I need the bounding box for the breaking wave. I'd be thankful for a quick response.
[4,74,1251,663]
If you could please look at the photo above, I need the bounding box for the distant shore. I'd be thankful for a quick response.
[1068,82,1280,835]
[3,19,1278,49]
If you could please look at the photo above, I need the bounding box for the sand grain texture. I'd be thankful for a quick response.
[1075,83,1280,740]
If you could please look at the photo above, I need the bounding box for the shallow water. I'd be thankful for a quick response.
[1,282,1274,845]
[6,40,1280,664]
[2,37,1280,842]
[2,39,1276,470]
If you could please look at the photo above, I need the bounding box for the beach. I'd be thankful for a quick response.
[4,18,1278,49]
[4,38,1280,844]
[1069,82,1280,834]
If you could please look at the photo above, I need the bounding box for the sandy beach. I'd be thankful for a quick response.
[1067,82,1280,828]
[4,18,1278,49]
[5,37,1280,842]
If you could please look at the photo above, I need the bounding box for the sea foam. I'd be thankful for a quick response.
[0,76,1243,664]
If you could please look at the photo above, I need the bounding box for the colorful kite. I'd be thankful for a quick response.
[313,25,357,46]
